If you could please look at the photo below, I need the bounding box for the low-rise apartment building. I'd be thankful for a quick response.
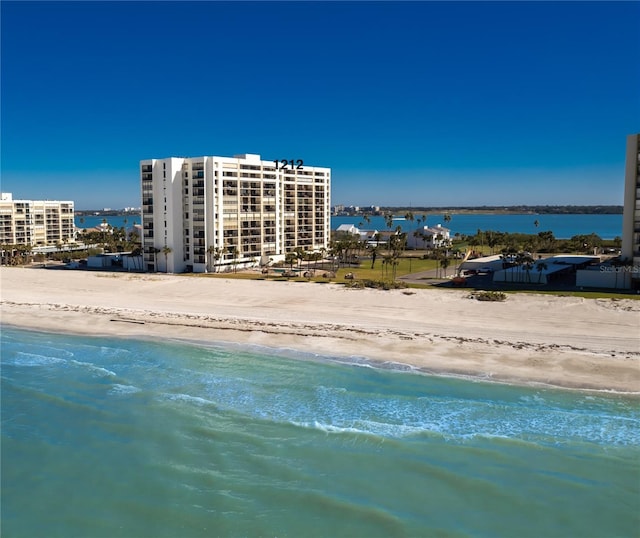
[140,154,331,273]
[0,193,75,247]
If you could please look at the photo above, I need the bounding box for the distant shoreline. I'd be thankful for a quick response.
[77,206,624,217]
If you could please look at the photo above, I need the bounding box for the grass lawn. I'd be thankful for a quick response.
[185,256,640,300]
[191,255,442,282]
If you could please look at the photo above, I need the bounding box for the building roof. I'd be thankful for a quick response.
[336,224,359,233]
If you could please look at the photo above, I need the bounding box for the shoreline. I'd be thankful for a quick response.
[1,267,639,394]
[3,316,638,399]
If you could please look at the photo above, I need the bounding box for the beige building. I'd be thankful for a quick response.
[621,133,640,288]
[140,154,331,273]
[0,193,75,247]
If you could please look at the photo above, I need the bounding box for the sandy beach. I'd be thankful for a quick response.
[1,266,639,393]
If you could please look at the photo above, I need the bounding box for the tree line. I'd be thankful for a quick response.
[372,205,622,215]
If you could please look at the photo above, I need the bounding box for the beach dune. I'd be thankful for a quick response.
[1,267,639,393]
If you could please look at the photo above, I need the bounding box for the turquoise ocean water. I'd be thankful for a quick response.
[2,327,639,537]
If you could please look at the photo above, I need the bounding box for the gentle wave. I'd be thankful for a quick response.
[162,392,217,407]
[166,381,640,446]
[108,384,141,395]
[70,359,117,377]
[9,351,66,367]
[3,327,639,448]
[3,327,639,538]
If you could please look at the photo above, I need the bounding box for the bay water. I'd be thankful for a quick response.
[332,214,623,240]
[78,214,622,240]
[2,326,638,537]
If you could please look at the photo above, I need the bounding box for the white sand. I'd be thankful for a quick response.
[1,266,639,393]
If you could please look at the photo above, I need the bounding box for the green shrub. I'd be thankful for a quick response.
[474,291,507,302]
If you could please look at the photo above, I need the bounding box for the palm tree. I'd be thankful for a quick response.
[538,231,555,253]
[434,233,443,254]
[404,211,415,228]
[536,262,548,284]
[440,256,450,278]
[521,253,535,283]
[370,244,378,269]
[318,247,327,271]
[382,254,394,280]
[161,245,172,273]
[152,247,160,271]
[294,247,306,270]
[285,252,297,273]
[232,247,240,273]
[487,231,500,255]
[388,227,406,282]
[214,246,224,273]
[128,230,140,247]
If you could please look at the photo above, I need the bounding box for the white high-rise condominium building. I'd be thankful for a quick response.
[0,193,75,247]
[621,133,640,288]
[140,154,331,273]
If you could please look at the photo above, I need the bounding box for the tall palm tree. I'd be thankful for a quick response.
[382,254,393,280]
[232,247,240,272]
[161,246,172,273]
[214,246,224,273]
[521,253,535,283]
[404,211,415,228]
[487,231,500,255]
[152,247,160,271]
[536,262,548,284]
[370,244,378,269]
[285,252,297,273]
[477,229,484,252]
[294,247,306,270]
[387,227,406,282]
[440,256,450,278]
[404,212,415,270]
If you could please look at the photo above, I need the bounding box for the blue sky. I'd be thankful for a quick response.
[2,1,639,209]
